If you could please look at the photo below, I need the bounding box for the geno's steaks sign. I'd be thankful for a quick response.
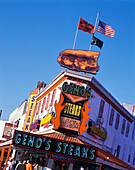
[12,130,97,162]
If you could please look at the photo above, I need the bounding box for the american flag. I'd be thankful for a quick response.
[96,20,115,38]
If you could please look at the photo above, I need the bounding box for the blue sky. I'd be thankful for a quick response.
[0,0,135,121]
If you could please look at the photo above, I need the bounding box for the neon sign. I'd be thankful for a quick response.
[62,82,92,98]
[60,116,80,132]
[13,130,97,162]
[64,102,82,117]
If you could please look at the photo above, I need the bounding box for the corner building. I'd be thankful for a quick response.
[15,69,135,170]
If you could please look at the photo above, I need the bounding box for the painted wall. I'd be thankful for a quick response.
[9,100,27,123]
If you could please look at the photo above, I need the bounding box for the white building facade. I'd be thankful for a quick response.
[27,69,135,169]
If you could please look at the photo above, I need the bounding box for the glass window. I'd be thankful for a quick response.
[121,119,126,134]
[122,144,126,161]
[128,146,132,163]
[98,99,105,118]
[37,101,41,115]
[115,113,120,130]
[125,122,130,137]
[50,89,56,107]
[109,108,114,126]
[45,93,51,110]
[117,145,121,158]
[34,102,39,116]
[132,123,135,140]
[41,97,46,113]
[133,152,135,165]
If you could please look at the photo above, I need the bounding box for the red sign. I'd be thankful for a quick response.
[60,116,80,132]
[78,18,95,34]
[3,123,13,139]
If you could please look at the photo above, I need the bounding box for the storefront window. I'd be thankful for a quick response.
[74,160,99,170]
[52,160,69,170]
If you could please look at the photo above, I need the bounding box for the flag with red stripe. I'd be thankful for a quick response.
[96,20,115,38]
[78,18,95,34]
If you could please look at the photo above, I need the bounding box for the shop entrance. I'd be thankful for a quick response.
[73,160,99,170]
[52,160,69,170]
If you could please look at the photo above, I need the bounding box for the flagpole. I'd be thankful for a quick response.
[89,12,100,51]
[73,17,80,49]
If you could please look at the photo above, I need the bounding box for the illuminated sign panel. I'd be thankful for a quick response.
[62,102,82,119]
[3,123,13,139]
[13,130,97,162]
[60,116,80,132]
[23,88,38,132]
[59,100,83,135]
[52,82,91,135]
[50,154,73,163]
[60,82,91,134]
[62,82,92,99]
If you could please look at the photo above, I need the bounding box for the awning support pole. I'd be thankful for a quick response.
[98,164,102,170]
[4,144,12,170]
[0,146,5,168]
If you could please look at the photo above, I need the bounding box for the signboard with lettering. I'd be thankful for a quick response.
[62,82,92,99]
[87,119,107,141]
[59,98,84,135]
[13,130,97,162]
[3,123,13,139]
[23,88,38,132]
[50,154,73,163]
[60,116,80,132]
[52,82,92,135]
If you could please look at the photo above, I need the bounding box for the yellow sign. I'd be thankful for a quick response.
[40,114,51,125]
[91,125,107,139]
[23,88,38,132]
[64,102,82,117]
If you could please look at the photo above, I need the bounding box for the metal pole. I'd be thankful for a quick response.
[89,12,100,51]
[4,144,12,170]
[73,17,80,49]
